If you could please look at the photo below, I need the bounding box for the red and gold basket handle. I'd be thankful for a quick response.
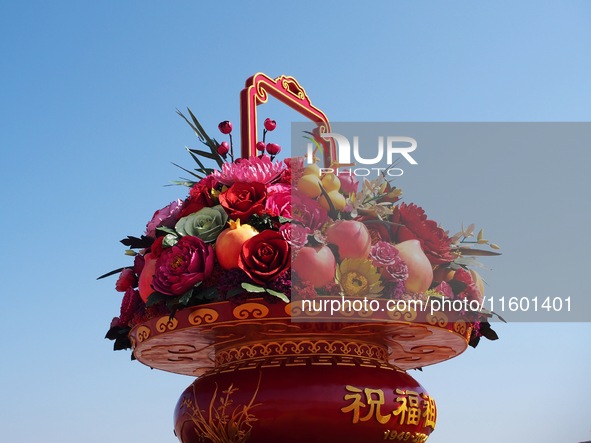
[240,73,336,166]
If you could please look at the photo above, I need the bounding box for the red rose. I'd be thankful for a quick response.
[219,182,267,223]
[238,230,290,284]
[179,175,218,218]
[391,203,453,265]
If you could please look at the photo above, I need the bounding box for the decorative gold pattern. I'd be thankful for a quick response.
[210,355,400,375]
[215,339,389,367]
[281,77,305,100]
[453,320,467,335]
[188,308,219,325]
[181,375,261,443]
[426,312,448,327]
[232,302,269,320]
[156,316,178,332]
[136,325,151,342]
[130,299,473,376]
[388,309,418,322]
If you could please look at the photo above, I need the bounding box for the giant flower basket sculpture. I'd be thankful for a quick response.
[103,73,500,443]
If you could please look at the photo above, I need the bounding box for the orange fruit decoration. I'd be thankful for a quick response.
[215,219,258,269]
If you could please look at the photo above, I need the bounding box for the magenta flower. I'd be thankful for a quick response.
[266,183,291,217]
[433,281,454,298]
[291,191,328,231]
[280,223,309,249]
[370,241,401,267]
[145,199,184,238]
[337,170,359,194]
[152,236,214,296]
[378,246,408,295]
[212,155,286,185]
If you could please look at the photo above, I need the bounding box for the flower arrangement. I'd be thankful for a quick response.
[103,110,501,352]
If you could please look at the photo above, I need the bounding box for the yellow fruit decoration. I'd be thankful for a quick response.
[321,173,341,192]
[297,174,322,198]
[303,163,320,176]
[319,190,346,211]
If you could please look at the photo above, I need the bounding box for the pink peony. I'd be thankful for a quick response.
[152,236,214,296]
[265,189,291,218]
[291,191,328,231]
[146,199,184,238]
[213,155,286,186]
[280,223,309,249]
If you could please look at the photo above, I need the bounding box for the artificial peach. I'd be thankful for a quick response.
[394,240,433,294]
[326,220,371,259]
[293,245,336,288]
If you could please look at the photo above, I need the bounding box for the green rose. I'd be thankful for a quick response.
[175,205,228,243]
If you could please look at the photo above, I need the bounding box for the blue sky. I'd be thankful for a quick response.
[1,1,590,442]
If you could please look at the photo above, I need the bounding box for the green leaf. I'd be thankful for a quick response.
[194,286,218,301]
[241,283,266,293]
[457,247,502,257]
[162,233,179,248]
[189,148,221,160]
[278,216,292,224]
[265,288,289,303]
[97,267,127,280]
[146,292,167,307]
[171,161,203,180]
[178,289,194,306]
[165,295,181,313]
[156,226,177,235]
[168,179,198,187]
[176,108,223,171]
[226,287,244,298]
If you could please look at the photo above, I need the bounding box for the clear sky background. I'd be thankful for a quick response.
[1,1,590,442]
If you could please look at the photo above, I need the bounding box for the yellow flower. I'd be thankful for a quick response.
[337,258,384,297]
